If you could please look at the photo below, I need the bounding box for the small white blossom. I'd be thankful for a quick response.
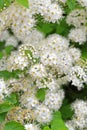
[29,64,47,80]
[34,105,52,123]
[44,89,64,110]
[7,52,29,71]
[71,100,87,129]
[68,66,87,90]
[68,28,87,44]
[25,123,40,130]
[69,48,81,62]
[66,9,87,27]
[43,3,63,23]
[76,0,87,7]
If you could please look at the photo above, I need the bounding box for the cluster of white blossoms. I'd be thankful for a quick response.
[0,1,87,130]
[25,124,40,130]
[29,0,63,23]
[0,29,86,129]
[0,30,18,47]
[68,66,87,90]
[76,0,87,7]
[66,8,87,44]
[0,0,63,39]
[66,100,87,130]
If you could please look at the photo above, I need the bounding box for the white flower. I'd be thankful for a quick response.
[21,95,39,109]
[43,3,63,23]
[57,51,73,74]
[47,34,69,52]
[7,52,29,71]
[66,9,87,27]
[34,105,52,123]
[68,28,87,44]
[19,44,37,60]
[66,121,75,130]
[47,78,61,91]
[0,30,10,41]
[5,36,18,47]
[69,48,81,62]
[29,64,47,80]
[71,100,87,129]
[44,89,64,110]
[68,66,87,90]
[41,51,58,67]
[29,0,51,15]
[72,99,87,116]
[25,123,40,130]
[76,0,87,7]
[23,29,44,48]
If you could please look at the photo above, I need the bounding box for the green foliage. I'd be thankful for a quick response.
[66,0,76,11]
[0,102,14,114]
[0,0,4,9]
[4,93,18,105]
[16,0,29,8]
[4,121,25,130]
[60,100,74,120]
[0,0,13,10]
[0,112,7,123]
[51,111,68,130]
[0,70,22,80]
[56,18,72,37]
[43,126,51,130]
[36,16,56,37]
[0,0,29,11]
[0,52,3,59]
[64,0,83,14]
[0,41,5,51]
[79,43,87,60]
[4,45,14,55]
[36,88,46,101]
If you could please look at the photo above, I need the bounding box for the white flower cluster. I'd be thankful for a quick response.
[25,123,40,130]
[29,0,63,23]
[0,1,87,129]
[0,0,63,39]
[66,100,87,130]
[0,30,18,47]
[67,8,87,45]
[76,0,87,7]
[68,66,87,90]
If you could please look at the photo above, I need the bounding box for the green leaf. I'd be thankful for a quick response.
[0,112,7,123]
[60,103,74,120]
[66,0,76,11]
[80,43,87,59]
[43,126,51,130]
[0,70,22,80]
[0,52,3,59]
[4,93,18,105]
[36,21,55,37]
[0,41,5,51]
[56,18,72,37]
[0,0,4,9]
[4,0,13,7]
[4,121,25,130]
[16,0,29,8]
[5,45,14,55]
[51,111,68,130]
[36,88,46,101]
[0,0,13,10]
[0,102,14,114]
